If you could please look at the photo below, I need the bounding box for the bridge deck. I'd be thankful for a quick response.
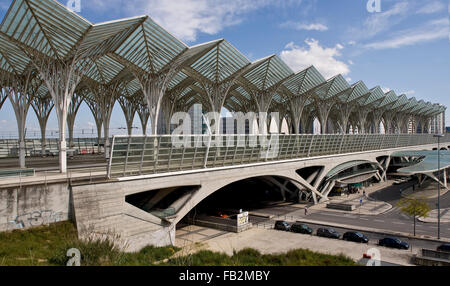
[108,134,450,179]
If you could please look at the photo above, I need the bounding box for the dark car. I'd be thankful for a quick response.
[437,243,450,253]
[317,228,340,239]
[274,221,291,231]
[378,237,409,250]
[343,232,369,243]
[290,223,313,234]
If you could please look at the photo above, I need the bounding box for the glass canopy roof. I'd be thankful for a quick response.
[0,0,445,120]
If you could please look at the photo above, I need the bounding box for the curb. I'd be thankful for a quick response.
[293,217,450,244]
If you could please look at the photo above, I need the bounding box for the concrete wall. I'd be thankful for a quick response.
[0,182,72,232]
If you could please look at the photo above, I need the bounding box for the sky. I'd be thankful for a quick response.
[0,0,449,137]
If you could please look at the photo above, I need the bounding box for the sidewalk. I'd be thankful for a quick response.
[418,208,450,223]
[308,181,393,216]
[402,180,449,199]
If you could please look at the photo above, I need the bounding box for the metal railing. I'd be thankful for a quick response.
[108,134,450,178]
[0,138,104,158]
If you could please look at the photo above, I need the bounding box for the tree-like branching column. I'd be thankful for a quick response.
[333,102,355,134]
[301,107,316,134]
[67,92,84,148]
[383,112,395,134]
[118,95,139,136]
[200,80,235,134]
[355,107,372,134]
[131,68,178,135]
[370,109,385,134]
[137,97,150,136]
[314,99,335,134]
[288,95,310,134]
[89,81,121,159]
[28,54,91,172]
[0,83,7,111]
[394,113,411,134]
[83,91,103,153]
[31,94,54,156]
[2,70,37,168]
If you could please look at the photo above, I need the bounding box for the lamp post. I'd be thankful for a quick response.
[434,133,444,240]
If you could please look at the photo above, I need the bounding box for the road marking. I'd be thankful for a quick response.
[374,220,385,223]
[392,222,405,225]
[360,218,369,221]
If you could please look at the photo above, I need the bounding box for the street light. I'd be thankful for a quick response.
[434,133,444,240]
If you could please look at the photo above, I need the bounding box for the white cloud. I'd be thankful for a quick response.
[280,39,350,79]
[346,77,352,83]
[280,21,328,31]
[416,1,446,14]
[119,0,303,42]
[364,17,448,50]
[402,90,416,95]
[348,60,354,65]
[381,87,390,93]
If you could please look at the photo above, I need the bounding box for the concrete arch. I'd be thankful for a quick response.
[171,171,320,226]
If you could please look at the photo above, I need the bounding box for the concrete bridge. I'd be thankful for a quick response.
[71,134,450,251]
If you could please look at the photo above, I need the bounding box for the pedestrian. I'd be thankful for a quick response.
[304,208,308,216]
[363,190,366,197]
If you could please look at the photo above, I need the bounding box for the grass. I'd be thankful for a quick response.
[165,248,355,266]
[0,221,77,266]
[0,222,355,266]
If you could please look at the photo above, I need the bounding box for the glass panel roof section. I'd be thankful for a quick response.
[79,16,146,58]
[241,55,293,91]
[394,151,450,174]
[326,160,377,179]
[0,33,30,75]
[312,74,349,100]
[347,81,370,102]
[281,66,326,97]
[401,97,418,112]
[115,17,187,74]
[360,86,385,106]
[391,94,409,110]
[1,0,91,59]
[410,100,427,114]
[83,55,125,84]
[188,40,250,84]
[377,90,398,110]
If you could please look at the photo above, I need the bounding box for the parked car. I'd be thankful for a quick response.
[437,243,450,253]
[290,223,313,234]
[317,228,340,239]
[343,232,369,243]
[378,237,409,250]
[274,221,291,231]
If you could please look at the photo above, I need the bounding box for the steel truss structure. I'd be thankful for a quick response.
[0,0,446,172]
